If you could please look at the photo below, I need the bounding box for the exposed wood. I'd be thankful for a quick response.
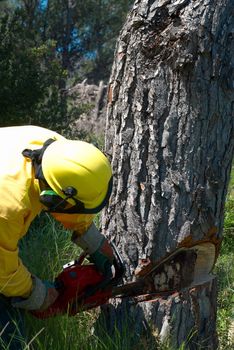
[101,0,234,348]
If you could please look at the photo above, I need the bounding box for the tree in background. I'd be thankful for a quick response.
[0,3,66,128]
[75,0,134,82]
[101,0,234,348]
[39,0,134,82]
[0,0,134,128]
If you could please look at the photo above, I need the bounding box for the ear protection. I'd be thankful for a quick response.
[39,186,85,213]
[39,189,69,212]
[39,177,113,214]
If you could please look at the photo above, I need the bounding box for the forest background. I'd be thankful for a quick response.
[0,0,133,132]
[0,1,233,349]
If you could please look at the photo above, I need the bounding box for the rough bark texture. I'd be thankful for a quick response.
[101,0,234,349]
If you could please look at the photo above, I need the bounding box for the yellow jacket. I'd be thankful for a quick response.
[0,126,94,298]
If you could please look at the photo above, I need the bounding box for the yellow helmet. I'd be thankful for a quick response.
[41,139,112,212]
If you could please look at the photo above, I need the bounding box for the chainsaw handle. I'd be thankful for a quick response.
[110,241,125,285]
[54,242,125,300]
[76,241,125,300]
[76,251,88,265]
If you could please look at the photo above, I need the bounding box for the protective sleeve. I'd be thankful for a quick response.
[0,217,33,298]
[51,212,95,235]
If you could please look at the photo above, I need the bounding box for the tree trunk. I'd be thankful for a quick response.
[101,0,234,349]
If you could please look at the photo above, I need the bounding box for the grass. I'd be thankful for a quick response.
[20,214,99,350]
[215,169,234,349]
[1,171,233,349]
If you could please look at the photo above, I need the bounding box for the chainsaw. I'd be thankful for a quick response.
[32,241,215,319]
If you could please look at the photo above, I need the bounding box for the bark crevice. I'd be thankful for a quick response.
[102,0,234,348]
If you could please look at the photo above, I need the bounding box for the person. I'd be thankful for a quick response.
[0,125,114,349]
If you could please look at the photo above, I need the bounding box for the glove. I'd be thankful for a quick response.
[89,238,114,278]
[72,223,114,279]
[39,281,59,311]
[12,277,59,311]
[72,223,114,288]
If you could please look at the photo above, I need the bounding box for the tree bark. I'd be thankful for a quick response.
[101,0,234,349]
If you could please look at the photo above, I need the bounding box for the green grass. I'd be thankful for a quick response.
[19,214,98,350]
[19,214,127,350]
[18,208,233,349]
[1,170,233,349]
[215,169,234,349]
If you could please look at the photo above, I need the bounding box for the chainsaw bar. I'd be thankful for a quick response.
[32,242,216,318]
[111,242,216,300]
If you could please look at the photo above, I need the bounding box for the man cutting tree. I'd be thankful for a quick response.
[0,125,114,349]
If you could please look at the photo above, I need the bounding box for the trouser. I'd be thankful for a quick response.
[0,295,26,350]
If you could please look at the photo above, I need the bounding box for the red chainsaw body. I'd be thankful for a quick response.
[33,261,112,319]
[32,243,210,319]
